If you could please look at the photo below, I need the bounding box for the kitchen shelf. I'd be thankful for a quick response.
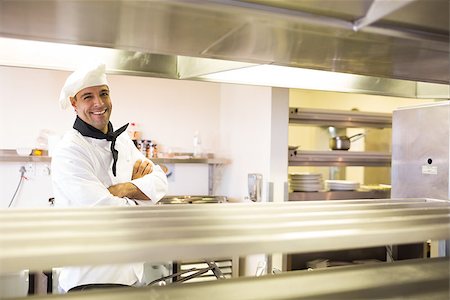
[289,189,390,201]
[0,150,229,165]
[289,150,391,167]
[0,150,51,162]
[289,107,392,128]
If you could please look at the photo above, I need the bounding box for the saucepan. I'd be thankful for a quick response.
[329,133,365,150]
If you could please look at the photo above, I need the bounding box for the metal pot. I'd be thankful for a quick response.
[329,133,365,150]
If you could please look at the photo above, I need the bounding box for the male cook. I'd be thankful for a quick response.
[51,62,168,292]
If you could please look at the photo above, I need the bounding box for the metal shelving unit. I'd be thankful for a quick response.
[288,108,392,201]
[289,107,392,128]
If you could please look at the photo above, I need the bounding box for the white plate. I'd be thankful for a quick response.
[289,178,322,183]
[289,173,322,179]
[328,186,358,191]
[325,180,359,185]
[291,186,321,192]
[290,182,322,188]
[327,184,359,191]
[326,180,359,191]
[291,183,322,187]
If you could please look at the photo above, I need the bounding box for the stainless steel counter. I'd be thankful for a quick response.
[1,198,449,299]
[1,198,449,274]
[12,257,449,300]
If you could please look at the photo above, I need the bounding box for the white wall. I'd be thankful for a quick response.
[0,66,222,152]
[216,84,273,202]
[217,84,289,276]
[0,66,222,207]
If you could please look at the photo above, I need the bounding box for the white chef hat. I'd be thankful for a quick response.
[59,62,109,109]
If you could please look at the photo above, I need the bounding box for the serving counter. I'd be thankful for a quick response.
[1,198,449,299]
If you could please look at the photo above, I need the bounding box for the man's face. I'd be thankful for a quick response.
[70,85,112,133]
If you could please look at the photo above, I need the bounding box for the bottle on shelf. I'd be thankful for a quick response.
[193,130,202,158]
[152,144,158,158]
[127,122,142,141]
[145,140,152,158]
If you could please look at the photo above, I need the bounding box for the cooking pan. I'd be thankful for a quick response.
[329,133,365,150]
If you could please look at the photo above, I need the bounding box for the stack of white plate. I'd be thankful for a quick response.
[326,180,360,191]
[289,173,323,192]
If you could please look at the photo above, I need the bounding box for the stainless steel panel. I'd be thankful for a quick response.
[242,0,449,34]
[0,199,449,273]
[0,0,448,84]
[392,101,450,199]
[8,258,450,300]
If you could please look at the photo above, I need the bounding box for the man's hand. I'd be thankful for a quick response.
[132,159,153,180]
[108,182,150,200]
[107,159,154,201]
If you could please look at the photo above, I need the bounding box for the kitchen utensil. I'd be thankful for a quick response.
[328,126,337,138]
[329,133,365,150]
[16,147,32,156]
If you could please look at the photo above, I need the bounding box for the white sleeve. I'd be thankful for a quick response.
[51,143,133,207]
[127,139,168,205]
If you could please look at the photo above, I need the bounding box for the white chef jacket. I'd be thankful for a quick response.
[51,128,168,292]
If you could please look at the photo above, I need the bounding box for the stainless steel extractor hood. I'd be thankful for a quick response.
[0,0,448,92]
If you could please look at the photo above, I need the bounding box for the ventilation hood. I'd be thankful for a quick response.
[0,0,448,97]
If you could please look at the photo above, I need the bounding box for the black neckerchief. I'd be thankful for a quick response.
[73,116,128,176]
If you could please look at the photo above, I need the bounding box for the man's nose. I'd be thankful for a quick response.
[92,94,104,106]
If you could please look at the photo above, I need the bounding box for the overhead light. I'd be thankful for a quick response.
[0,37,117,70]
[0,37,178,78]
[197,65,361,90]
[193,64,420,98]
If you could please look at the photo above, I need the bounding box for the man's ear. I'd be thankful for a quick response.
[70,96,77,111]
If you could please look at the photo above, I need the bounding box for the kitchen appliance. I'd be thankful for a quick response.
[248,173,262,202]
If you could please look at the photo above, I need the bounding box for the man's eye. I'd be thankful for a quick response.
[83,96,92,101]
[101,92,109,97]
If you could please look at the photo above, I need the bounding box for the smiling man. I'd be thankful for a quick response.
[51,62,168,292]
[73,85,112,133]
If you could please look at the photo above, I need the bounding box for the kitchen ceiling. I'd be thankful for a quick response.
[0,0,448,84]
